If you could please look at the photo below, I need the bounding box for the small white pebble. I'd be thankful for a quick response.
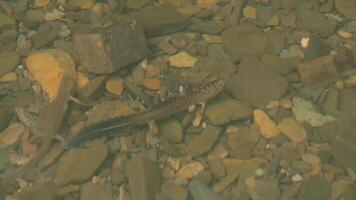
[179,85,184,94]
[255,168,266,177]
[301,37,310,48]
[292,174,303,182]
[201,121,208,128]
[188,105,196,112]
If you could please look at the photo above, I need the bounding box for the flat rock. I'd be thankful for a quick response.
[335,0,356,20]
[205,97,252,125]
[261,54,299,75]
[25,49,76,102]
[80,183,112,200]
[221,24,284,59]
[55,141,108,185]
[189,20,228,35]
[128,5,191,37]
[105,77,124,96]
[297,176,331,200]
[304,36,331,61]
[187,125,221,157]
[226,56,288,107]
[297,55,340,85]
[177,161,205,179]
[77,75,107,100]
[278,118,307,143]
[189,179,224,200]
[127,155,161,200]
[158,117,183,143]
[254,109,280,139]
[299,9,336,37]
[75,22,150,74]
[0,51,19,77]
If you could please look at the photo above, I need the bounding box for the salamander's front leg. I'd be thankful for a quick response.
[193,102,206,127]
[146,120,160,148]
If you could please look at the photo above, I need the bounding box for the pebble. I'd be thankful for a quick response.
[105,77,124,96]
[205,97,252,125]
[25,49,76,102]
[168,51,197,68]
[177,161,205,179]
[337,30,353,39]
[142,78,160,90]
[302,154,321,175]
[292,174,303,182]
[187,126,221,157]
[0,123,25,146]
[243,6,257,19]
[158,117,183,143]
[55,141,108,185]
[0,72,17,82]
[278,118,307,143]
[253,109,280,139]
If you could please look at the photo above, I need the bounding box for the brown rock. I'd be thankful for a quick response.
[254,109,280,139]
[74,22,149,74]
[142,78,160,90]
[106,77,124,95]
[278,118,307,143]
[25,49,76,102]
